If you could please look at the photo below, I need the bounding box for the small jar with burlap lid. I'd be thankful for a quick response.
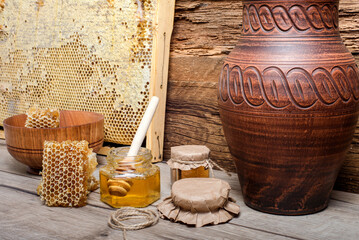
[157,178,240,227]
[167,145,212,184]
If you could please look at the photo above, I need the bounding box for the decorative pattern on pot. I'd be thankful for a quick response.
[243,4,339,33]
[219,64,359,109]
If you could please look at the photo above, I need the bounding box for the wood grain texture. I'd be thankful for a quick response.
[165,0,359,193]
[0,141,359,240]
[3,111,104,172]
[1,142,359,240]
[164,81,232,170]
[169,0,359,57]
[147,0,176,163]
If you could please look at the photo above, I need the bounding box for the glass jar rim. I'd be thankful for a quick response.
[108,147,152,163]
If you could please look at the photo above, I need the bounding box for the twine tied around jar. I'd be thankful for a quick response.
[170,158,232,177]
[108,207,159,239]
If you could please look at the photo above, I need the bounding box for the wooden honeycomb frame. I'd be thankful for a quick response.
[0,0,175,161]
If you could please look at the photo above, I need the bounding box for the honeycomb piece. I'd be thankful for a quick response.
[39,140,98,207]
[25,106,60,128]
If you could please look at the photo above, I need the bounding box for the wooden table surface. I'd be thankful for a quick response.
[1,139,359,240]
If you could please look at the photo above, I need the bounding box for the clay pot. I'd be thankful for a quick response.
[218,0,359,215]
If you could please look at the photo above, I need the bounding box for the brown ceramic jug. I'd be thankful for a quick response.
[218,0,359,215]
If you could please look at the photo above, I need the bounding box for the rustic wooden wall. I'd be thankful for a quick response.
[164,0,359,193]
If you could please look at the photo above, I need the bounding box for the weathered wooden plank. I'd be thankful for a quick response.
[168,55,223,86]
[166,0,359,193]
[0,170,290,240]
[2,168,359,240]
[1,142,359,240]
[331,189,359,205]
[170,0,359,57]
[340,1,359,54]
[147,0,176,163]
[0,186,110,240]
[0,143,277,239]
[170,0,242,57]
[164,80,234,170]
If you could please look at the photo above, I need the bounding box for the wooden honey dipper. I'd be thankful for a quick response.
[127,96,159,157]
[109,96,159,196]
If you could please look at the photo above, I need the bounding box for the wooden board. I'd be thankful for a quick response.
[1,141,359,239]
[165,0,359,193]
[147,0,176,162]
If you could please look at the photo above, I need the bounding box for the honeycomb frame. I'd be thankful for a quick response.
[0,0,163,145]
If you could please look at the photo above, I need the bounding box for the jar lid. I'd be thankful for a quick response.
[167,145,210,170]
[157,178,240,227]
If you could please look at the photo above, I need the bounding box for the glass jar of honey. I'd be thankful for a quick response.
[167,145,211,184]
[99,147,160,208]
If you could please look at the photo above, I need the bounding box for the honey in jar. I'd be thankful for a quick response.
[100,147,160,208]
[167,145,211,184]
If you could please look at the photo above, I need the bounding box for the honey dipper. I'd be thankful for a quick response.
[115,96,159,175]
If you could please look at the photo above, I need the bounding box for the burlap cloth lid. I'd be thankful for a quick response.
[167,145,211,170]
[157,178,240,227]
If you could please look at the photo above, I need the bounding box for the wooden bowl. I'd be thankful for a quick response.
[3,110,104,174]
